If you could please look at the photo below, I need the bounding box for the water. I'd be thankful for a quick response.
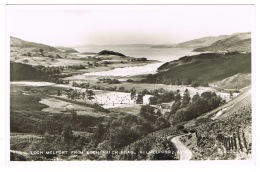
[83,62,164,77]
[74,45,201,62]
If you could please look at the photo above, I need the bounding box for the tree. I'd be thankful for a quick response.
[130,88,136,100]
[170,101,181,114]
[156,110,163,117]
[149,96,158,105]
[136,94,144,104]
[153,89,159,97]
[57,90,61,96]
[175,93,181,102]
[181,89,191,107]
[72,81,79,87]
[86,90,95,101]
[141,89,149,96]
[155,117,170,130]
[118,86,125,92]
[140,105,157,123]
[61,125,73,143]
[170,108,188,125]
[192,92,200,102]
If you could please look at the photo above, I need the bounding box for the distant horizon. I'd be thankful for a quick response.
[7,5,254,47]
[10,31,250,48]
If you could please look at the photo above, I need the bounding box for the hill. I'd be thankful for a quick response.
[10,36,58,52]
[146,52,251,87]
[175,35,229,49]
[55,46,78,53]
[194,32,251,52]
[98,50,126,57]
[10,37,82,64]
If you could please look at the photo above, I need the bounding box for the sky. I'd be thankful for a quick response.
[6,5,254,46]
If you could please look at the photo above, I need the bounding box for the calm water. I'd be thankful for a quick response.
[83,62,164,77]
[74,45,201,62]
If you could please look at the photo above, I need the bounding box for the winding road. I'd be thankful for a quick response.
[169,135,192,160]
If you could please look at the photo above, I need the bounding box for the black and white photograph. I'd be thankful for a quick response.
[5,3,256,163]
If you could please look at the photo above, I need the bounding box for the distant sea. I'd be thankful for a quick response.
[73,45,201,62]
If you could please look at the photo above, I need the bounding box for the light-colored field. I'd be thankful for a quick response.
[11,81,55,87]
[39,97,108,117]
[93,91,151,108]
[52,90,150,109]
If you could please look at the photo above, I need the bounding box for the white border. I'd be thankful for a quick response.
[1,0,259,172]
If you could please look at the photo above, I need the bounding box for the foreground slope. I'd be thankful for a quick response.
[183,87,251,160]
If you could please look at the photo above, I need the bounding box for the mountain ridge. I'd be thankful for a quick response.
[193,32,251,52]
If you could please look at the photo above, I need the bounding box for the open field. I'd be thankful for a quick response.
[39,97,108,117]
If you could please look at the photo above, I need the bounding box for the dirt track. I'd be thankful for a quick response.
[170,135,192,160]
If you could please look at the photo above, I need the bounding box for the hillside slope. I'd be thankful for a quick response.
[10,36,58,52]
[211,73,251,89]
[175,35,229,49]
[183,87,251,160]
[10,36,84,63]
[146,52,251,86]
[194,32,251,52]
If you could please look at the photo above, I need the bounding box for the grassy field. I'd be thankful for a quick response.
[10,92,47,112]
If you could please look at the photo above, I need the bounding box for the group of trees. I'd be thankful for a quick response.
[166,90,226,124]
[98,78,121,84]
[72,82,90,88]
[149,89,176,105]
[64,88,96,102]
[90,105,170,155]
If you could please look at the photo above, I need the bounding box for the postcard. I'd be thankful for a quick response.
[7,4,254,162]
